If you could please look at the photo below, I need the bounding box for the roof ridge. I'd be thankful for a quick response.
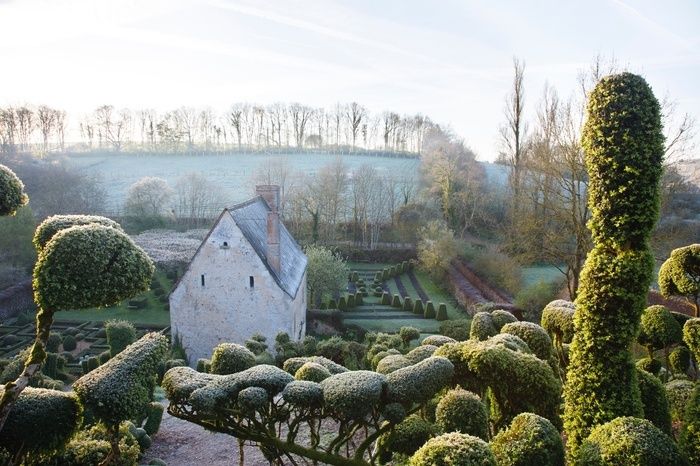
[229,196,265,211]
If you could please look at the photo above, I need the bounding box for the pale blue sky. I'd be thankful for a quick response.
[0,0,698,160]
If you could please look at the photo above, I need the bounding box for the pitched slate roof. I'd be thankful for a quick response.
[228,196,307,299]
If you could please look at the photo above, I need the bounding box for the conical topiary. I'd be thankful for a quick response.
[414,299,424,315]
[436,303,448,321]
[425,301,437,319]
[392,294,402,308]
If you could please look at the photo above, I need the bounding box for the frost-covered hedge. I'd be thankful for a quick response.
[405,344,437,364]
[0,387,82,458]
[490,412,564,466]
[294,361,332,382]
[470,312,499,340]
[540,300,575,345]
[421,335,456,347]
[282,356,348,376]
[409,432,496,466]
[320,370,386,420]
[386,356,454,405]
[282,380,324,409]
[575,416,682,466]
[665,378,694,422]
[73,332,168,427]
[501,321,558,372]
[376,354,412,375]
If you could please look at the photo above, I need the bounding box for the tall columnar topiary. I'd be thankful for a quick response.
[563,73,665,454]
[659,244,700,317]
[0,220,154,430]
[0,164,28,216]
[424,301,436,319]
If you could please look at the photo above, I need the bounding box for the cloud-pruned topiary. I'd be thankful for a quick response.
[659,244,700,317]
[377,415,436,463]
[435,388,488,440]
[500,321,558,373]
[409,432,496,466]
[399,326,421,347]
[33,214,122,251]
[490,412,564,466]
[665,378,694,423]
[376,354,412,375]
[281,380,323,409]
[637,305,682,359]
[541,300,575,369]
[0,164,28,216]
[669,346,691,375]
[406,344,437,364]
[636,368,672,434]
[386,357,454,406]
[294,361,332,382]
[435,337,561,430]
[209,343,256,375]
[492,309,518,329]
[564,73,664,455]
[421,335,456,347]
[470,312,498,340]
[575,416,683,466]
[0,387,81,460]
[683,318,700,362]
[320,370,387,420]
[282,356,348,376]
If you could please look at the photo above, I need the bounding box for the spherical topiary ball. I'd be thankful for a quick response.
[409,432,496,466]
[435,388,488,440]
[0,164,28,216]
[237,386,268,413]
[576,416,682,466]
[295,361,331,382]
[376,415,436,463]
[669,346,691,375]
[381,402,407,424]
[491,412,564,466]
[210,343,256,375]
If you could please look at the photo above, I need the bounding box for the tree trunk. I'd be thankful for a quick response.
[0,309,53,432]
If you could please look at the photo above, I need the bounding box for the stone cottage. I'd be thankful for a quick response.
[169,185,307,364]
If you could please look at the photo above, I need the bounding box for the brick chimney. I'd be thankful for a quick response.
[256,185,281,274]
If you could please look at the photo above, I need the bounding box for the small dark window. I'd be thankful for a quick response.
[201,274,205,287]
[249,276,254,288]
[223,241,228,247]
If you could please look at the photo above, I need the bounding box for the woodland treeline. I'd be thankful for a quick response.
[0,102,430,155]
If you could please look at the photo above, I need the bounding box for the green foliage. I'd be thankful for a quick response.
[658,244,700,315]
[143,401,164,435]
[492,309,518,329]
[105,319,136,357]
[210,343,256,375]
[438,319,470,341]
[435,388,488,439]
[635,357,662,376]
[435,337,562,430]
[422,335,456,347]
[392,294,402,308]
[637,305,682,355]
[281,380,323,409]
[305,245,349,309]
[86,356,100,373]
[417,221,459,280]
[386,356,454,405]
[337,296,347,310]
[74,333,168,427]
[377,415,436,463]
[501,321,558,372]
[33,224,154,312]
[282,356,348,376]
[399,326,420,347]
[515,280,562,323]
[565,73,664,454]
[294,361,332,382]
[575,416,683,466]
[470,312,498,340]
[422,301,435,319]
[0,164,28,216]
[669,346,692,375]
[0,387,81,458]
[683,318,700,362]
[406,344,437,364]
[490,413,565,466]
[62,334,77,351]
[43,422,140,466]
[196,358,211,373]
[46,332,62,353]
[409,432,496,466]
[636,368,672,434]
[680,383,700,465]
[665,378,694,423]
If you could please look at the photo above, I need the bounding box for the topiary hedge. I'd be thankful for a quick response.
[409,432,496,466]
[435,388,488,439]
[320,370,387,420]
[500,321,557,372]
[62,334,77,352]
[680,383,700,465]
[46,332,63,353]
[575,416,682,466]
[490,412,564,466]
[105,320,136,358]
[470,312,498,341]
[0,164,28,216]
[377,415,436,463]
[74,332,168,428]
[669,346,691,375]
[436,303,448,321]
[209,343,256,375]
[294,361,332,382]
[424,301,436,319]
[636,368,672,434]
[0,387,82,459]
[564,72,664,455]
[683,318,700,362]
[386,357,454,406]
[659,244,700,317]
[637,305,682,359]
[665,378,694,423]
[32,214,122,251]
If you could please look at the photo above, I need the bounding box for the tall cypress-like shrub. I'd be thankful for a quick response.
[563,73,664,455]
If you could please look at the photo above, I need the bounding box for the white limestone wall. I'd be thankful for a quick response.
[170,213,307,365]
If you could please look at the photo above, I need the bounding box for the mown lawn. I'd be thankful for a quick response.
[521,265,564,288]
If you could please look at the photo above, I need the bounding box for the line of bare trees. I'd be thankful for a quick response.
[0,102,432,156]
